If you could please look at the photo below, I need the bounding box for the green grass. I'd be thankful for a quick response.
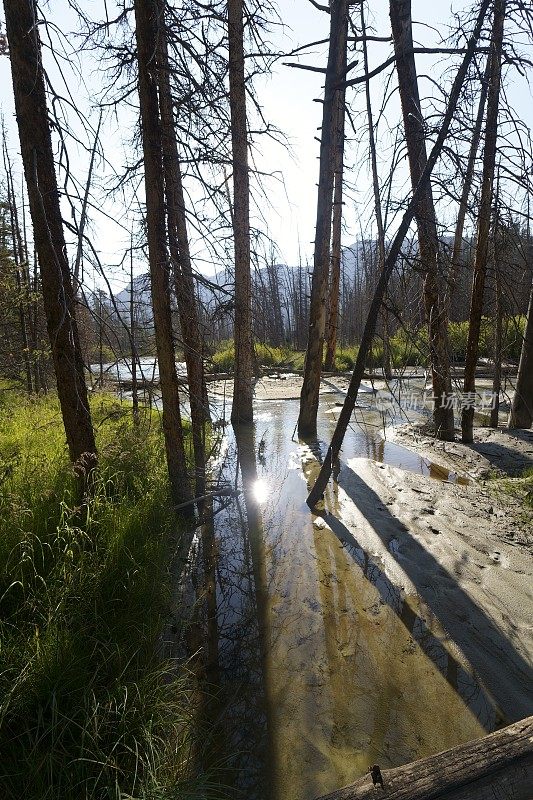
[495,466,533,511]
[0,388,226,800]
[210,315,525,374]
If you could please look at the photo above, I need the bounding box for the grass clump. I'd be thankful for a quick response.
[210,340,305,372]
[0,388,223,800]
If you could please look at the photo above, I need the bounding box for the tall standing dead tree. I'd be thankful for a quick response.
[509,273,533,429]
[447,55,491,312]
[133,0,191,505]
[390,0,454,440]
[307,0,491,508]
[3,0,97,480]
[156,2,208,495]
[324,54,347,373]
[298,0,349,437]
[462,0,506,443]
[228,0,254,425]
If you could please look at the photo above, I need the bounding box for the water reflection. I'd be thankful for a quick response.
[185,399,507,800]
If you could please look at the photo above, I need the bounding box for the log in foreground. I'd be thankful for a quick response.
[313,715,533,800]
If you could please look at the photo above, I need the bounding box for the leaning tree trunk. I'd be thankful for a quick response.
[228,0,254,425]
[462,0,506,443]
[390,0,454,441]
[133,0,191,505]
[4,0,96,478]
[509,277,533,429]
[306,0,491,509]
[156,6,208,496]
[298,0,349,437]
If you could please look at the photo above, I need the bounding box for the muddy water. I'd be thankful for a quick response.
[190,396,496,800]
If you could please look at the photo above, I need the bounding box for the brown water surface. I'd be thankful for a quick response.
[189,397,496,800]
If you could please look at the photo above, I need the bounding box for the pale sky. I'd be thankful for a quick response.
[1,0,532,292]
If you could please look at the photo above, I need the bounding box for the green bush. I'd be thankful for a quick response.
[334,346,358,371]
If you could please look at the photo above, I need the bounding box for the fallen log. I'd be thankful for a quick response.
[314,715,533,800]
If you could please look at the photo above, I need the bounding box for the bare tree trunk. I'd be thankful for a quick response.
[324,74,347,372]
[490,255,502,428]
[228,0,253,425]
[307,0,490,508]
[509,277,533,429]
[129,236,139,426]
[156,7,207,495]
[462,0,506,443]
[298,0,349,436]
[447,55,491,313]
[390,0,454,441]
[3,140,33,394]
[4,0,96,478]
[133,0,191,505]
[361,2,392,381]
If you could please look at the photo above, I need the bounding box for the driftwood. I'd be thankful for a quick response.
[314,716,533,800]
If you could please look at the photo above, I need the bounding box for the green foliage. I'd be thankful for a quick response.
[0,390,225,800]
[210,314,527,377]
[334,346,358,371]
[210,340,305,372]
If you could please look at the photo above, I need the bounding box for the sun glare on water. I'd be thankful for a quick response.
[251,479,270,505]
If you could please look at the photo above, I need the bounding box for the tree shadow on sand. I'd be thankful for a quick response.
[319,461,533,723]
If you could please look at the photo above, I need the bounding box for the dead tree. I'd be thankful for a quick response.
[324,62,347,372]
[509,275,533,429]
[133,0,191,505]
[298,0,349,437]
[2,136,33,394]
[361,3,392,380]
[228,0,254,425]
[462,0,506,443]
[156,2,208,495]
[314,714,533,800]
[129,235,139,426]
[447,55,491,312]
[390,0,454,440]
[307,0,491,509]
[3,0,97,479]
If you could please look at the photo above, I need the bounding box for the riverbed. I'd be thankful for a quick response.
[178,382,533,800]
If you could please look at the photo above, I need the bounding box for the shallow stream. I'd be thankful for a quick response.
[185,392,499,800]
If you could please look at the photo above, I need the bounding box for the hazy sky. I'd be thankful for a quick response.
[1,0,532,291]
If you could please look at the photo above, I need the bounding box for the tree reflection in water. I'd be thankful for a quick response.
[184,400,504,800]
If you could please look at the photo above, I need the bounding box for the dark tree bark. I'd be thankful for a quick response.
[133,0,191,505]
[156,5,208,495]
[228,0,254,425]
[462,0,506,443]
[4,0,96,477]
[390,0,454,440]
[298,0,349,436]
[307,0,491,509]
